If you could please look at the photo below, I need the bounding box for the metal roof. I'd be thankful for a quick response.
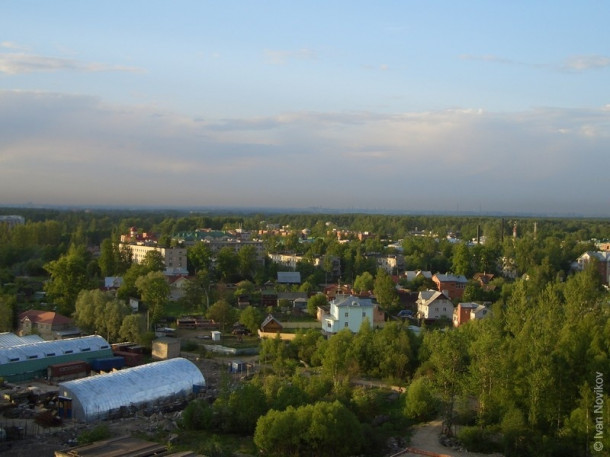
[59,357,205,422]
[0,335,110,364]
[0,332,44,348]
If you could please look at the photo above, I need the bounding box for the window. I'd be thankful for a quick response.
[345,312,349,318]
[80,347,90,352]
[344,322,349,327]
[28,355,38,359]
[362,312,366,317]
[46,352,55,357]
[64,350,73,354]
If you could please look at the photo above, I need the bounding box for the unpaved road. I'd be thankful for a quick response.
[402,420,503,457]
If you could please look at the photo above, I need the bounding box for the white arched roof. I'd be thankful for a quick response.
[59,357,205,421]
[0,335,110,364]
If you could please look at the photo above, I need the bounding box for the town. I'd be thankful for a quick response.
[0,210,609,457]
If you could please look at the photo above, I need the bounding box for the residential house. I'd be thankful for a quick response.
[368,254,405,274]
[322,295,375,335]
[18,310,80,340]
[573,251,610,285]
[453,302,491,327]
[416,290,453,320]
[432,273,468,300]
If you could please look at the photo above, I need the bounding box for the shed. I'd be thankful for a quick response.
[260,314,283,333]
[151,337,180,360]
[58,358,205,422]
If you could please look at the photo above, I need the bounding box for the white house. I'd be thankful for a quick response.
[416,290,453,320]
[322,295,374,334]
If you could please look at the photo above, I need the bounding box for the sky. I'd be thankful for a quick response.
[1,1,609,216]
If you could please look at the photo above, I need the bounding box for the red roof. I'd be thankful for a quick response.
[19,310,73,326]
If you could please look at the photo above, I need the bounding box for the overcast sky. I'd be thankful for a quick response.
[1,2,609,216]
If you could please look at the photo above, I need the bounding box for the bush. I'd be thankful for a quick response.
[457,425,501,453]
[181,399,214,431]
[78,424,111,445]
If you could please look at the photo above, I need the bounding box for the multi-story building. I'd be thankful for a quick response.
[174,229,265,264]
[573,251,610,285]
[120,244,188,275]
[321,295,375,334]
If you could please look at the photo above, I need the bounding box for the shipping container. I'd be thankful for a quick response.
[90,356,125,372]
[112,350,144,367]
[47,360,90,382]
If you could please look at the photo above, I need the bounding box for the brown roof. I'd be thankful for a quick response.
[19,310,73,326]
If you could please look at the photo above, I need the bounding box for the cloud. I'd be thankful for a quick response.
[460,53,610,73]
[0,52,143,75]
[264,48,317,65]
[0,90,609,214]
[561,55,610,71]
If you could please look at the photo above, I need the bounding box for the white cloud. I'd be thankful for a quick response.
[0,52,143,75]
[561,55,610,71]
[263,48,317,65]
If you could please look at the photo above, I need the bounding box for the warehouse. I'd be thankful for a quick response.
[58,357,206,422]
[0,335,113,382]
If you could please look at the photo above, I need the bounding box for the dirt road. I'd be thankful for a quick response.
[399,420,503,457]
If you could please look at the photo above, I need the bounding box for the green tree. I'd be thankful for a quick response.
[119,314,144,343]
[306,293,328,317]
[136,271,170,329]
[187,242,212,274]
[0,293,16,332]
[238,245,258,279]
[98,239,117,277]
[216,247,239,282]
[404,377,438,421]
[452,243,472,277]
[373,268,399,314]
[240,305,263,334]
[44,244,93,315]
[142,250,165,272]
[206,299,238,332]
[353,271,374,294]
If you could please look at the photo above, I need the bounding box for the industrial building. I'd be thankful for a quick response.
[0,334,113,382]
[58,358,205,422]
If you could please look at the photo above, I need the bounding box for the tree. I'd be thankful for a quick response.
[141,250,165,272]
[373,268,399,314]
[206,299,238,332]
[353,271,374,294]
[452,243,472,277]
[216,247,239,282]
[98,238,117,277]
[74,289,129,341]
[180,270,212,313]
[187,242,212,274]
[135,271,170,329]
[306,293,328,317]
[254,401,363,457]
[404,377,438,421]
[119,314,144,343]
[44,244,93,315]
[322,329,354,386]
[238,245,258,279]
[0,293,16,332]
[240,306,263,334]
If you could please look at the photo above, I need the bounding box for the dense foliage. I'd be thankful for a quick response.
[1,208,609,456]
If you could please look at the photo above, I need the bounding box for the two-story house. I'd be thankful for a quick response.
[416,290,453,320]
[322,295,374,335]
[432,273,468,300]
[453,302,490,326]
[18,310,80,340]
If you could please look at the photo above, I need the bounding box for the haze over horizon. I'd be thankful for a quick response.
[1,2,609,217]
